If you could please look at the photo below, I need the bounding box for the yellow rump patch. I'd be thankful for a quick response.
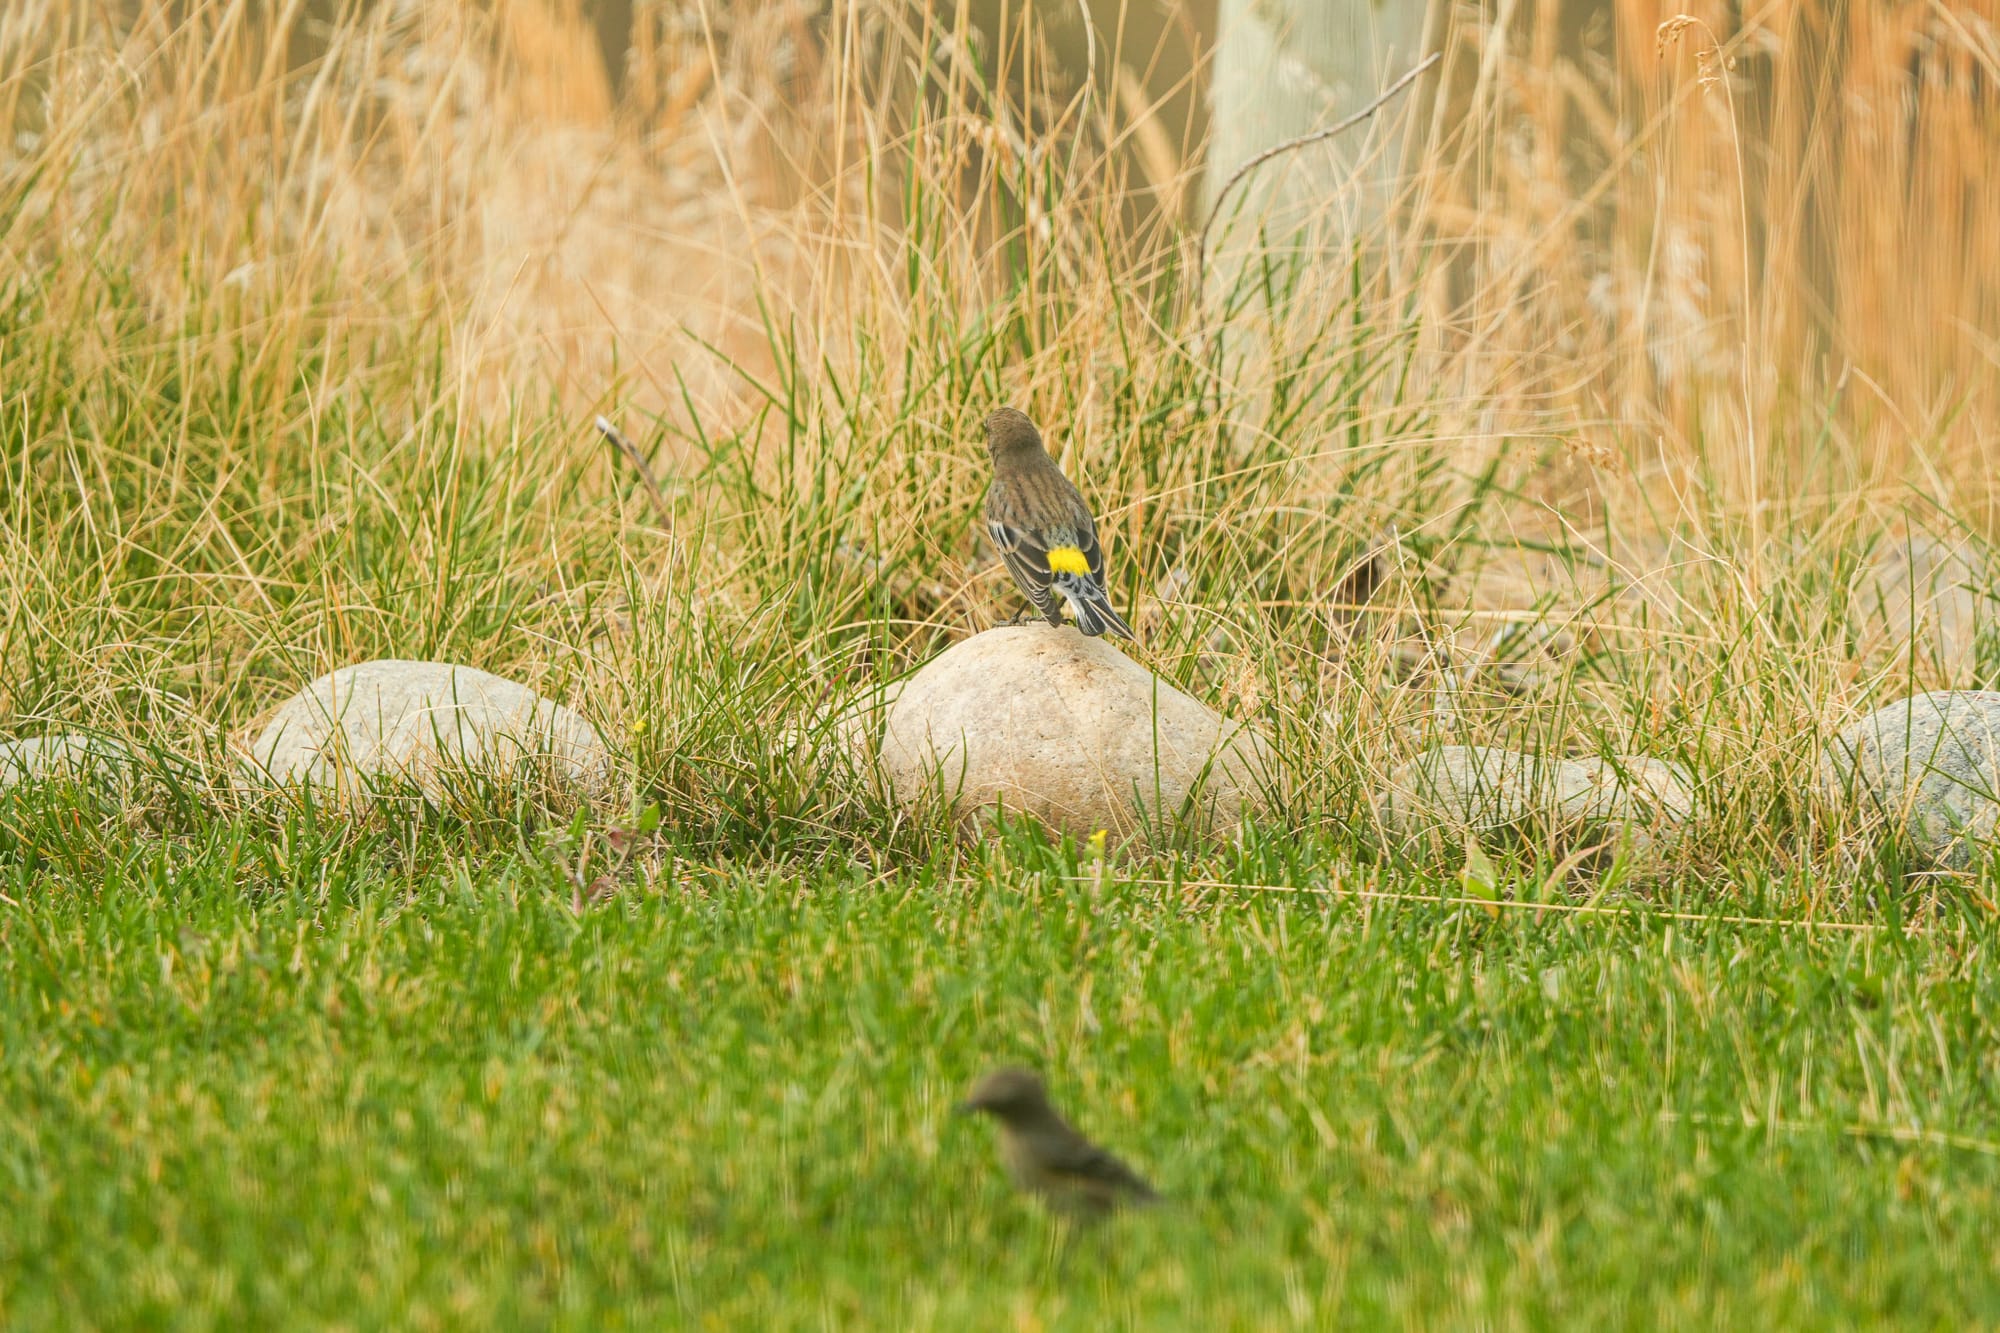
[1046,546,1091,576]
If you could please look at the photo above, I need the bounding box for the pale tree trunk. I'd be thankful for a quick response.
[1204,0,1433,288]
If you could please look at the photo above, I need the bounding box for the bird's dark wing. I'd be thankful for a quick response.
[993,494,1108,585]
[1040,1133,1158,1205]
[989,518,1053,594]
[988,518,1063,621]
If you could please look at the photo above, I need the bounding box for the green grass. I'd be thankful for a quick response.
[3,810,1999,1328]
[6,5,2000,1327]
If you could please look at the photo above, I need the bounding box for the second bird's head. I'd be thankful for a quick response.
[956,1067,1053,1123]
[984,407,1046,462]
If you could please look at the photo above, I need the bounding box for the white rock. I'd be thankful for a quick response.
[0,734,134,789]
[246,660,608,798]
[806,681,904,794]
[880,627,1270,842]
[1387,745,1694,853]
[1822,690,2000,870]
[1553,755,1695,828]
[1851,534,1990,681]
[1386,745,1540,833]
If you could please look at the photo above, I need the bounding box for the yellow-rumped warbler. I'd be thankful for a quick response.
[983,408,1134,639]
[957,1067,1158,1218]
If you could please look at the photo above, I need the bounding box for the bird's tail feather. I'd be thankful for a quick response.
[1071,589,1134,640]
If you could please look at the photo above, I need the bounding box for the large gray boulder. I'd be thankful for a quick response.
[0,733,135,790]
[246,660,608,799]
[880,627,1271,842]
[1386,744,1695,855]
[1822,690,2000,870]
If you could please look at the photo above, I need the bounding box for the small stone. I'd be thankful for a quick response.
[1553,755,1695,828]
[1822,690,2000,870]
[808,681,905,794]
[880,626,1270,842]
[1386,745,1541,832]
[0,734,134,790]
[246,660,608,799]
[1851,534,1990,682]
[1387,745,1694,854]
[830,681,905,763]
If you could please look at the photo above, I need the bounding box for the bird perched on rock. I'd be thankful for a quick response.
[957,1067,1158,1218]
[983,408,1134,639]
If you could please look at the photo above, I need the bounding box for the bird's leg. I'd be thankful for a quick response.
[1005,605,1036,627]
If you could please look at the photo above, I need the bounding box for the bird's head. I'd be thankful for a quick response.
[956,1066,1051,1122]
[983,407,1047,462]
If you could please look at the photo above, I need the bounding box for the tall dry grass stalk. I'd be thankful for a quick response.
[0,0,1995,877]
[1436,0,2000,510]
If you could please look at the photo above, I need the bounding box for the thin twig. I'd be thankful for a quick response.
[1195,51,1442,298]
[594,415,674,526]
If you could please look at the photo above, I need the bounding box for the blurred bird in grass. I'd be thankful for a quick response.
[957,1067,1158,1219]
[983,408,1134,639]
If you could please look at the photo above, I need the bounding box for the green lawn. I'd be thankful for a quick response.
[7,9,2000,1326]
[4,809,1997,1329]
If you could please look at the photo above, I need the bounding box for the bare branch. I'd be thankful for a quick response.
[595,415,674,526]
[1195,51,1442,299]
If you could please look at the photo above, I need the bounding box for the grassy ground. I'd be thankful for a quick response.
[4,811,2000,1329]
[6,3,2000,1327]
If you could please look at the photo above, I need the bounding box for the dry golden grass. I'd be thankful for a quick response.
[15,14,2000,1325]
[1,0,1996,882]
[1436,0,2000,504]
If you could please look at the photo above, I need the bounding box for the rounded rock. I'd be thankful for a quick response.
[1851,535,1990,682]
[0,733,135,790]
[1388,745,1694,854]
[1822,690,2000,870]
[247,660,609,798]
[880,627,1270,842]
[1385,745,1540,833]
[1553,755,1695,828]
